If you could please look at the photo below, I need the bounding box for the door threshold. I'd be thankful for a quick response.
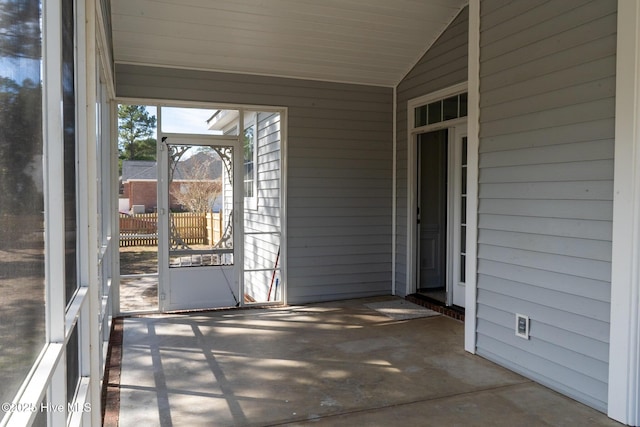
[406,294,465,321]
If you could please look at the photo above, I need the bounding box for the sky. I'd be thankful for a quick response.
[147,106,223,136]
[0,57,40,84]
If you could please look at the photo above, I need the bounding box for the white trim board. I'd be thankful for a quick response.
[392,86,397,296]
[609,0,640,425]
[465,0,480,356]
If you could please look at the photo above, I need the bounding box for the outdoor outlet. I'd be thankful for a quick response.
[515,313,530,339]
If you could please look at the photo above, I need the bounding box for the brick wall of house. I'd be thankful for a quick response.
[125,180,201,212]
[127,180,158,212]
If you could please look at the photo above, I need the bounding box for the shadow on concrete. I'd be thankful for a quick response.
[110,296,622,426]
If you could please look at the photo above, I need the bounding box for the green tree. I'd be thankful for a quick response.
[0,77,43,214]
[0,1,43,215]
[118,105,157,170]
[0,0,41,60]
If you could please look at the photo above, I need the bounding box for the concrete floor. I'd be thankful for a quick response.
[119,276,158,313]
[111,297,621,426]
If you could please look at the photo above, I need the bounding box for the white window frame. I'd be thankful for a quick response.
[2,0,114,424]
[95,44,117,391]
[450,126,468,308]
[4,0,67,422]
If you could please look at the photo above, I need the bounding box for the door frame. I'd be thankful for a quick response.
[413,124,467,306]
[407,83,468,305]
[415,129,450,298]
[115,98,288,312]
[450,127,468,307]
[157,131,242,312]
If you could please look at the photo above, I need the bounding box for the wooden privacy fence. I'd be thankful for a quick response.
[119,212,222,247]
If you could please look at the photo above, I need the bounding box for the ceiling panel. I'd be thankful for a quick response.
[111,0,467,87]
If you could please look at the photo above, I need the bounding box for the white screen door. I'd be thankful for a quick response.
[159,135,241,311]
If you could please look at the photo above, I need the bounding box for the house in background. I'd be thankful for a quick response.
[2,0,640,426]
[120,160,157,213]
[120,156,223,213]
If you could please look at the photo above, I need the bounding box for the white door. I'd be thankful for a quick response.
[415,124,467,308]
[158,135,241,311]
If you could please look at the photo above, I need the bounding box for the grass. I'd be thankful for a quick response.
[119,246,158,275]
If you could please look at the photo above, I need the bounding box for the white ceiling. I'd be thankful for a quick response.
[111,0,467,87]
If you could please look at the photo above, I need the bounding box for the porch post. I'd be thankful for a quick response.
[464,0,480,354]
[609,1,640,424]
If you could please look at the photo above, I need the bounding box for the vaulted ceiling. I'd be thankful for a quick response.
[111,0,467,87]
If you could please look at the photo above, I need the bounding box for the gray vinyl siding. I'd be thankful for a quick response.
[116,64,393,304]
[244,112,282,301]
[395,7,469,295]
[476,0,616,412]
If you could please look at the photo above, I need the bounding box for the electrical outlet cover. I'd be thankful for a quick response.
[515,313,529,339]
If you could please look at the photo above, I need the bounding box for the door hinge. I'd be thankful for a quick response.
[160,293,166,301]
